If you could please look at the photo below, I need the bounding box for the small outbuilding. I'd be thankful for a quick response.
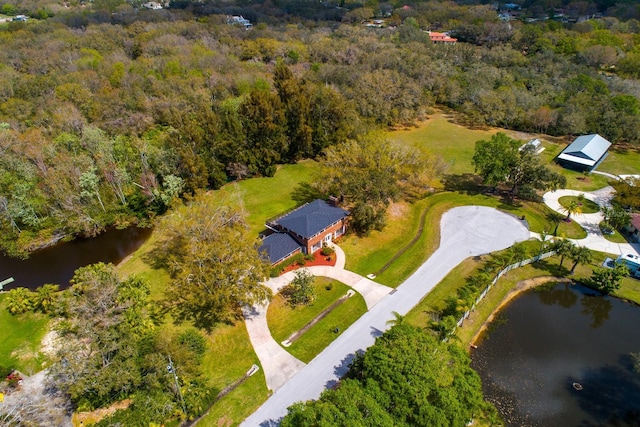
[557,134,611,172]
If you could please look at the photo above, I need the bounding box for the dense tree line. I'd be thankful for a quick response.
[281,323,494,426]
[0,3,639,255]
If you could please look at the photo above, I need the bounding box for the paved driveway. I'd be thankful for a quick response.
[542,187,640,255]
[241,206,530,426]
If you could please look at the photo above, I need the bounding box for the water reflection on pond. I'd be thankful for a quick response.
[0,227,152,291]
[471,283,640,426]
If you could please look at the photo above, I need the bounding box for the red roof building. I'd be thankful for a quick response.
[428,31,457,44]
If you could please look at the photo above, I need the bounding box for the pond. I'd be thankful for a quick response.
[0,227,152,291]
[471,282,640,426]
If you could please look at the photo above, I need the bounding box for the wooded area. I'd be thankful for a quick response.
[1,0,639,256]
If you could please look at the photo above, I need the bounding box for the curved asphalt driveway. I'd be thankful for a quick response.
[241,206,530,426]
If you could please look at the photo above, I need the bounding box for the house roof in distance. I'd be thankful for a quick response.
[557,134,611,167]
[258,233,301,264]
[275,199,349,239]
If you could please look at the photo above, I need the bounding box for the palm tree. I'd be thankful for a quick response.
[386,311,405,327]
[546,211,564,236]
[552,238,575,268]
[569,246,593,274]
[562,200,582,221]
[537,230,549,257]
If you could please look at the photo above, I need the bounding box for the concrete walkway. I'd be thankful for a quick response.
[242,206,530,426]
[243,243,393,393]
[542,187,640,256]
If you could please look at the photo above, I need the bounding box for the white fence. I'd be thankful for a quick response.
[452,250,556,331]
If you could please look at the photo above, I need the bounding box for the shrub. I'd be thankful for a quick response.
[178,329,207,361]
[321,245,335,256]
[5,287,35,315]
[281,269,316,307]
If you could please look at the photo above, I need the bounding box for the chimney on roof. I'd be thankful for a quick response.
[328,196,340,207]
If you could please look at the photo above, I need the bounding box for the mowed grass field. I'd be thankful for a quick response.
[390,113,635,192]
[215,159,321,235]
[267,278,367,363]
[388,114,498,175]
[0,293,50,375]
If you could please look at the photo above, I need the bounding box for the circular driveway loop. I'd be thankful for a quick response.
[242,206,529,426]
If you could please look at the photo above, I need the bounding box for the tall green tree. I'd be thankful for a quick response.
[601,205,631,230]
[152,193,272,330]
[562,200,582,220]
[273,61,313,162]
[283,324,488,426]
[552,238,576,268]
[238,88,287,176]
[591,262,629,294]
[472,133,565,199]
[317,134,445,234]
[48,263,157,408]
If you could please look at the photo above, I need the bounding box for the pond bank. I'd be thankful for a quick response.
[469,275,573,346]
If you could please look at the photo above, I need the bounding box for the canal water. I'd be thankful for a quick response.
[471,283,640,427]
[0,227,152,291]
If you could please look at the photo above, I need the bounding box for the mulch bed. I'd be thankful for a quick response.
[281,250,336,274]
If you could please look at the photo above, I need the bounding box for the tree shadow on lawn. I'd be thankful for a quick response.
[442,173,484,195]
[530,259,570,277]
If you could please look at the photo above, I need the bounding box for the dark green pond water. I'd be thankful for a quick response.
[471,283,640,427]
[0,227,152,291]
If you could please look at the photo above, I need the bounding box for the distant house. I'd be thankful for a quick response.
[616,253,640,278]
[556,134,611,172]
[519,138,544,154]
[228,15,252,29]
[428,31,457,44]
[624,214,640,243]
[259,199,349,265]
[142,2,163,9]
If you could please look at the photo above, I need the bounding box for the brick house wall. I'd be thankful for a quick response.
[303,219,348,254]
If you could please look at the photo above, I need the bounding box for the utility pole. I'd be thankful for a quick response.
[167,355,187,416]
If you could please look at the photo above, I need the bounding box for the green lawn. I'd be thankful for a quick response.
[342,192,585,287]
[601,225,629,243]
[0,294,50,375]
[387,114,498,175]
[267,278,367,363]
[197,321,270,427]
[599,148,640,176]
[215,160,321,235]
[558,195,600,214]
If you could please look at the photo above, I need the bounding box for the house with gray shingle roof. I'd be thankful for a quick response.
[557,134,611,172]
[259,199,349,265]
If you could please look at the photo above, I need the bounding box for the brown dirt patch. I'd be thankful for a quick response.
[73,399,132,426]
[388,201,409,219]
[470,276,573,346]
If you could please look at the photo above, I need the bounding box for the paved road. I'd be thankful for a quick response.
[241,206,530,426]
